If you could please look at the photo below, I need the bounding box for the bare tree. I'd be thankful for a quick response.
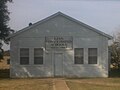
[110,31,120,69]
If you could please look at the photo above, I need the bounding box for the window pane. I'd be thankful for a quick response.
[34,48,43,57]
[88,48,97,56]
[74,48,84,64]
[88,57,97,64]
[20,48,29,65]
[88,48,97,64]
[34,57,43,64]
[75,57,83,64]
[75,48,83,56]
[20,48,29,57]
[20,57,29,65]
[34,48,43,64]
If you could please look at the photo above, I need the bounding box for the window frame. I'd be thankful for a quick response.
[19,48,29,65]
[74,48,84,64]
[88,48,98,64]
[34,48,44,65]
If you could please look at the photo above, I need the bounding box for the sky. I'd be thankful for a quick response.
[3,0,120,50]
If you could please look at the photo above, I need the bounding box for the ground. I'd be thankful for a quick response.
[0,56,10,78]
[0,56,9,69]
[0,56,120,90]
[0,78,120,90]
[0,79,53,90]
[66,78,120,90]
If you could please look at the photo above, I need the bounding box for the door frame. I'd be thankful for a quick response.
[54,52,64,77]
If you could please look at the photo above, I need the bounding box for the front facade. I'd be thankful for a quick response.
[9,12,112,78]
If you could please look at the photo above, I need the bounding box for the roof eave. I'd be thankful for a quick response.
[7,12,113,40]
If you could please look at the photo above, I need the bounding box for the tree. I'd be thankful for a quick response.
[110,32,120,69]
[0,0,13,61]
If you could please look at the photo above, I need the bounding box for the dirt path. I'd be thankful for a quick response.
[53,79,70,90]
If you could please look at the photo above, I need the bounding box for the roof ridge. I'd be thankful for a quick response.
[7,12,113,39]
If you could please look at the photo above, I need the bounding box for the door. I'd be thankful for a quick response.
[54,53,63,77]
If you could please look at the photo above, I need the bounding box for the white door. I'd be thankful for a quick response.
[54,53,63,76]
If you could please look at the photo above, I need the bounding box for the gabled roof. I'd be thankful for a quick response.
[7,12,113,39]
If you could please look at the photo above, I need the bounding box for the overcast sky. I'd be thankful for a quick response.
[3,0,120,50]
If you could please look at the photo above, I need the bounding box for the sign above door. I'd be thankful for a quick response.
[45,36,73,49]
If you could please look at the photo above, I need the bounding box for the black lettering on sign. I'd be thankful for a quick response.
[45,36,73,49]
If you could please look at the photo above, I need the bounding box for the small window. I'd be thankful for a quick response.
[74,48,84,64]
[88,48,97,64]
[20,48,29,65]
[34,48,43,64]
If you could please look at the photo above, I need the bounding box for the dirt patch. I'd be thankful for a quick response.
[54,79,69,90]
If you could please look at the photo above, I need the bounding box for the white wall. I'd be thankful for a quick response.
[10,15,109,78]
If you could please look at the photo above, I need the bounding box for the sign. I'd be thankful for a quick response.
[45,36,73,49]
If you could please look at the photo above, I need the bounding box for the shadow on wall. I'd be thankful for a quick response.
[1,68,120,78]
[0,48,119,78]
[11,66,47,78]
[9,38,111,78]
[63,51,108,77]
[10,48,108,78]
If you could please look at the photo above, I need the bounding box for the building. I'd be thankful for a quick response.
[8,12,112,78]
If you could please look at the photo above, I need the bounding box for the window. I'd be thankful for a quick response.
[74,48,84,64]
[88,48,97,64]
[20,48,29,65]
[34,48,43,64]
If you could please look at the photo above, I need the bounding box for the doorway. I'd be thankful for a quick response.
[54,53,63,77]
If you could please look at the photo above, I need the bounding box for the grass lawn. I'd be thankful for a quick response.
[1,56,120,90]
[0,57,53,90]
[66,78,120,90]
[0,79,53,90]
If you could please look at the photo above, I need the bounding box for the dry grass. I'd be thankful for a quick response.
[1,56,120,90]
[0,56,10,69]
[0,56,10,78]
[0,79,53,90]
[0,57,53,90]
[66,78,120,90]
